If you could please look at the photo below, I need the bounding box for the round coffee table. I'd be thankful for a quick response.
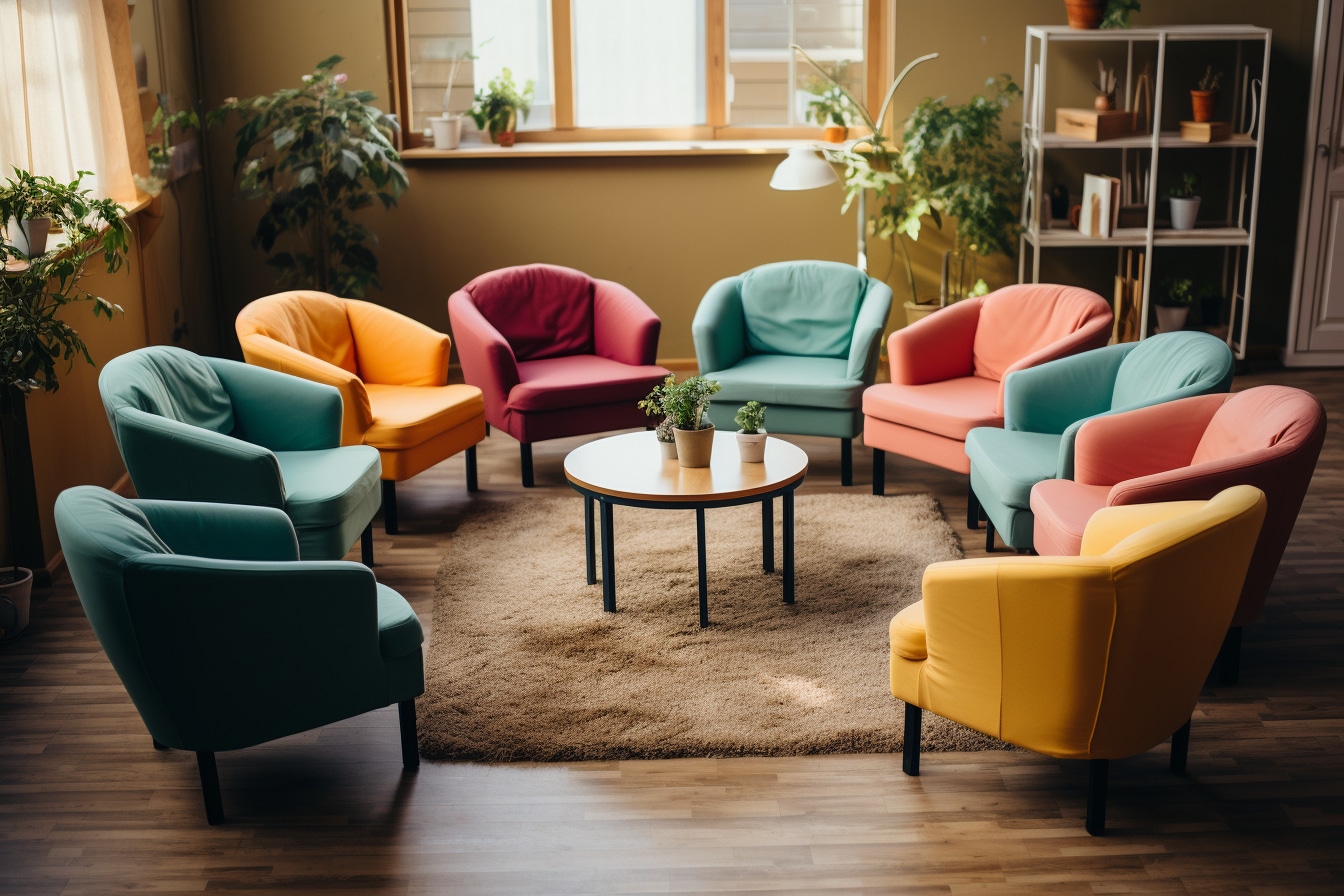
[564,430,809,627]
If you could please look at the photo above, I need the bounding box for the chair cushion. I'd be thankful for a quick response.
[739,261,867,358]
[508,355,670,413]
[235,292,358,375]
[275,446,382,528]
[863,377,1001,442]
[363,384,485,450]
[376,583,424,659]
[889,601,927,661]
[462,264,595,362]
[966,427,1064,510]
[1191,385,1325,465]
[972,284,1111,382]
[1112,332,1232,409]
[1030,478,1110,556]
[705,355,865,409]
[100,345,234,435]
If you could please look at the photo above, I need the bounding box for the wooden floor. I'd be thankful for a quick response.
[3,365,1342,894]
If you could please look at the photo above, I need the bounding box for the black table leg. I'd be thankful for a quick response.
[761,496,774,572]
[600,499,616,612]
[697,507,709,627]
[584,495,596,585]
[783,488,795,604]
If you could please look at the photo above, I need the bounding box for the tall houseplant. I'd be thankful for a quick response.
[212,55,409,299]
[0,168,128,611]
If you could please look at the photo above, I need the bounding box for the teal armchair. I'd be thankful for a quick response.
[99,345,382,563]
[53,486,425,825]
[965,331,1235,551]
[692,260,893,485]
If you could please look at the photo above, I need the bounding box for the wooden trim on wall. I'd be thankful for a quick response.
[383,0,421,149]
[866,0,892,136]
[706,0,727,127]
[103,0,149,180]
[550,0,575,130]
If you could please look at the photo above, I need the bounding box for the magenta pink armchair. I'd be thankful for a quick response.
[1030,385,1326,682]
[448,264,670,486]
[862,284,1112,515]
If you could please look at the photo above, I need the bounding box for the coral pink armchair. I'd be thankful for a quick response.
[448,264,671,486]
[863,284,1112,516]
[1030,386,1326,683]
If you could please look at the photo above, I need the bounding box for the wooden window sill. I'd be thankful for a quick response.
[401,136,822,161]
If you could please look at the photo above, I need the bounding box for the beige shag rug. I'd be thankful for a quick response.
[419,493,1008,762]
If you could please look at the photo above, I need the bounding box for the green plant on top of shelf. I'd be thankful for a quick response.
[1101,0,1140,29]
[1169,171,1199,198]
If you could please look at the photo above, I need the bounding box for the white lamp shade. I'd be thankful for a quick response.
[769,147,839,191]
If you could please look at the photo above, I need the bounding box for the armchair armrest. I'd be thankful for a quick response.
[996,313,1114,416]
[692,277,747,375]
[448,290,521,422]
[1079,500,1207,555]
[1107,447,1288,508]
[134,499,300,561]
[345,299,451,386]
[1004,343,1134,434]
[206,357,343,451]
[237,334,374,447]
[114,407,287,509]
[887,297,980,386]
[593,277,662,366]
[846,278,894,383]
[1072,394,1229,487]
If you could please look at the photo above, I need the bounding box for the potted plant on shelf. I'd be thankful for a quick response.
[0,169,129,636]
[1093,61,1117,111]
[1064,0,1140,30]
[139,94,200,197]
[1,168,68,258]
[430,47,478,150]
[211,55,408,300]
[1168,171,1200,231]
[1155,277,1194,332]
[469,68,534,147]
[734,401,767,463]
[638,373,680,460]
[663,375,721,468]
[1191,66,1222,123]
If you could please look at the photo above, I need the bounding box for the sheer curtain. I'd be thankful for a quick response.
[0,0,135,203]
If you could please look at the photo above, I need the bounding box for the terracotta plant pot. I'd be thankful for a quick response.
[673,424,715,468]
[736,430,767,463]
[822,125,848,144]
[1190,90,1218,123]
[1094,94,1115,112]
[490,108,518,146]
[1064,0,1105,29]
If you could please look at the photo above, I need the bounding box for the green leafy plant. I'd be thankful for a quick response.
[638,373,678,442]
[1158,277,1195,308]
[734,401,766,434]
[146,94,200,175]
[1101,0,1140,29]
[211,55,408,299]
[469,68,535,138]
[1197,65,1224,92]
[807,84,857,128]
[1169,171,1199,198]
[662,375,721,432]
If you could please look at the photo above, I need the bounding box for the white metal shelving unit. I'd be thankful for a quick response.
[1019,25,1271,358]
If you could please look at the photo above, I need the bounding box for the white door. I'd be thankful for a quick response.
[1290,0,1344,362]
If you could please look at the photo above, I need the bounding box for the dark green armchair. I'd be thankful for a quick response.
[53,486,425,824]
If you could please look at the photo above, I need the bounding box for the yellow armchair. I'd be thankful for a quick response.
[237,291,486,533]
[891,486,1267,835]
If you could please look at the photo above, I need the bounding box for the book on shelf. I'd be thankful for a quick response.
[1080,173,1122,238]
[1179,120,1232,143]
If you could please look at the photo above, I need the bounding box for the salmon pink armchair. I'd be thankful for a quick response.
[863,284,1112,513]
[1030,386,1326,683]
[448,264,670,486]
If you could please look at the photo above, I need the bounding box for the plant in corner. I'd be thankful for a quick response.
[734,401,768,463]
[1155,276,1194,333]
[638,373,680,459]
[663,375,721,468]
[211,55,409,299]
[469,68,534,147]
[1168,171,1200,231]
[0,168,128,633]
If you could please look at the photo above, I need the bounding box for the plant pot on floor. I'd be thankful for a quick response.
[736,430,767,463]
[430,115,462,149]
[1169,196,1201,231]
[673,424,715,468]
[0,566,33,642]
[1155,305,1190,333]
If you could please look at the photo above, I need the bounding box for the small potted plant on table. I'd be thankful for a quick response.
[663,375,721,468]
[734,401,767,463]
[469,68,534,147]
[638,374,680,460]
[1155,277,1194,333]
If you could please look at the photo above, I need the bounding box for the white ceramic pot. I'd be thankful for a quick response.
[1169,196,1201,231]
[673,424,715,468]
[736,430,767,463]
[5,217,52,258]
[658,438,678,460]
[430,115,463,150]
[0,566,34,642]
[1155,305,1190,333]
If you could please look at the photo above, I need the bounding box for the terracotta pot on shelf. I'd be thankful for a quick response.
[1094,94,1115,112]
[1064,0,1106,29]
[822,125,848,144]
[1190,90,1218,123]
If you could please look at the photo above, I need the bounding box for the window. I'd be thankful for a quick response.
[394,0,885,144]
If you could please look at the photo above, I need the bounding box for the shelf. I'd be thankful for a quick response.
[1153,227,1251,247]
[1033,131,1258,150]
[1026,227,1151,247]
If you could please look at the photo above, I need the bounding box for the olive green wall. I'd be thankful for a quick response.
[194,1,1319,360]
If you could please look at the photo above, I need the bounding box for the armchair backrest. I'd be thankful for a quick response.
[100,346,235,444]
[459,263,595,361]
[236,291,359,375]
[738,261,870,358]
[972,284,1112,382]
[1112,331,1234,409]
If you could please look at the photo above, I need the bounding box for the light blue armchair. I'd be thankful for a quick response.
[692,260,893,485]
[99,345,382,563]
[53,486,425,824]
[965,331,1236,552]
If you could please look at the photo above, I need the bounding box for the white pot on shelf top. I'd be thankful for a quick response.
[1169,196,1201,231]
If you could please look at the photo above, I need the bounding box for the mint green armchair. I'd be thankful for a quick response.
[99,346,382,563]
[692,261,893,485]
[53,486,425,825]
[965,331,1235,552]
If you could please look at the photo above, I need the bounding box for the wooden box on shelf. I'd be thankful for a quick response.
[1055,107,1134,141]
[1179,120,1232,143]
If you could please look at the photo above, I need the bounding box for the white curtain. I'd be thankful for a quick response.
[0,0,135,203]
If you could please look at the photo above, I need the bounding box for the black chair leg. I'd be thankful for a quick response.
[465,445,479,493]
[1217,627,1242,685]
[1170,718,1191,776]
[985,516,996,553]
[840,438,853,486]
[399,699,420,770]
[520,443,534,488]
[382,480,398,535]
[967,481,980,530]
[485,421,490,436]
[196,751,224,825]
[872,448,885,496]
[902,703,922,776]
[1085,758,1109,836]
[360,523,374,566]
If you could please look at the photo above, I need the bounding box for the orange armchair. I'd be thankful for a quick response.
[236,291,486,533]
[1030,386,1326,682]
[862,284,1112,515]
[892,486,1267,835]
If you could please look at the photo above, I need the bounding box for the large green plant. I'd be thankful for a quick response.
[213,55,408,299]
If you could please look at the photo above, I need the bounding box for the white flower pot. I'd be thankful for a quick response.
[5,217,52,258]
[736,430,767,463]
[1155,305,1190,333]
[1169,196,1201,231]
[430,115,463,150]
[658,438,678,460]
